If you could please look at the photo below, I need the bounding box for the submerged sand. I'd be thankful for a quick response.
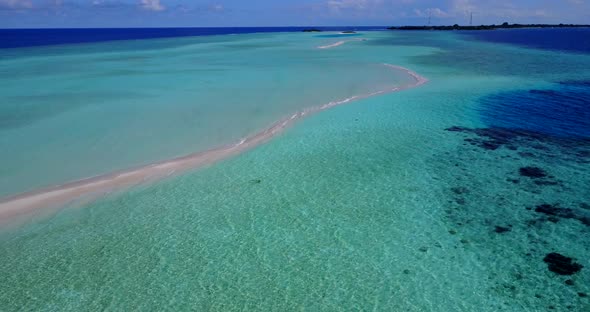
[0,64,427,223]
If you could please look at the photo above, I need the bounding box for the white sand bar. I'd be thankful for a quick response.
[317,38,367,49]
[0,64,428,222]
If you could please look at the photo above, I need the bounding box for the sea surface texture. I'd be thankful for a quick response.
[0,29,411,197]
[1,28,589,311]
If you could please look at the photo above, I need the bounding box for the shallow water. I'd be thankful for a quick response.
[1,29,589,311]
[0,32,412,197]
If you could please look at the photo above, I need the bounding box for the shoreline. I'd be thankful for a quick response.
[0,64,428,223]
[317,38,366,49]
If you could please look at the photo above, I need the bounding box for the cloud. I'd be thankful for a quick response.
[140,0,164,11]
[91,0,128,9]
[451,0,476,16]
[209,3,224,12]
[446,0,576,21]
[1,0,588,27]
[325,0,387,13]
[0,0,33,10]
[414,7,450,18]
[170,3,229,14]
[327,0,368,10]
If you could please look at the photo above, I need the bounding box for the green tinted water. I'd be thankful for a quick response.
[0,32,412,197]
[1,31,589,311]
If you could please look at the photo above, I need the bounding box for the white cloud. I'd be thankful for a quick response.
[326,0,386,12]
[447,0,573,21]
[451,0,476,16]
[414,7,450,18]
[296,0,590,25]
[209,4,224,12]
[0,0,33,9]
[328,0,364,9]
[140,0,165,11]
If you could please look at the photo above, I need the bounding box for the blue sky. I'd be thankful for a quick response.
[1,0,589,28]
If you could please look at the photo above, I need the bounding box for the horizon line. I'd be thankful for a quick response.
[1,23,589,30]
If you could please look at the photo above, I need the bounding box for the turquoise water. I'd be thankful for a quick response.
[0,32,412,197]
[1,30,590,311]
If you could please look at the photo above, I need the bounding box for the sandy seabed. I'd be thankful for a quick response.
[0,64,428,223]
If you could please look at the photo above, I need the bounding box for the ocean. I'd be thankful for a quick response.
[0,27,589,311]
[0,27,385,49]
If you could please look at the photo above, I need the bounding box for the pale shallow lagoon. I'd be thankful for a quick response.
[1,29,589,311]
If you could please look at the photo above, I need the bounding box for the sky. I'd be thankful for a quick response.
[0,0,589,28]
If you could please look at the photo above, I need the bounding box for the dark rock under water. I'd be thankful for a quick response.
[534,204,590,226]
[519,167,548,178]
[494,226,511,233]
[535,204,575,218]
[444,126,590,165]
[543,253,584,275]
[442,122,590,309]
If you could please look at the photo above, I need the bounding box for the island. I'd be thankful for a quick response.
[302,28,322,32]
[388,22,590,31]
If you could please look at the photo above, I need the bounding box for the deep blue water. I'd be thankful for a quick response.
[0,27,384,48]
[479,81,590,138]
[463,28,590,54]
[470,28,590,138]
[3,27,588,139]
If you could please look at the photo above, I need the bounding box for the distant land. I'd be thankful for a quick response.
[387,23,590,31]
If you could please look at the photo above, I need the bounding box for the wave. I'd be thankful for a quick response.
[0,64,428,223]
